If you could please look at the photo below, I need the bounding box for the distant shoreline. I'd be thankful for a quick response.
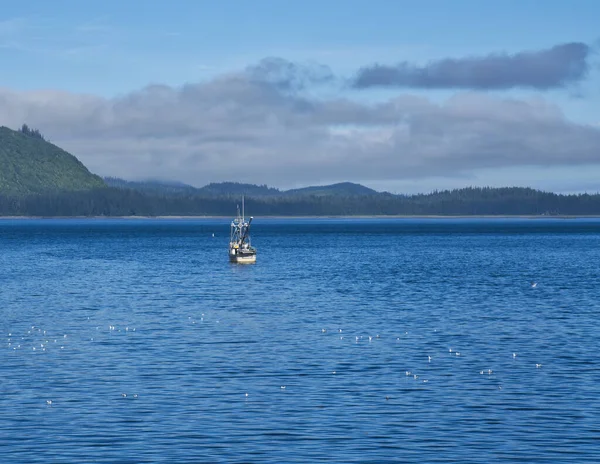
[2,215,600,220]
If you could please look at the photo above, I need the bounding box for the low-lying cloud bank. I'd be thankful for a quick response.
[0,41,598,188]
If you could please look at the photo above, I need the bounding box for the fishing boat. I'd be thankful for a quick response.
[229,197,257,264]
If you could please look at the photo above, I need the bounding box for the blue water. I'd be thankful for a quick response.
[1,218,600,463]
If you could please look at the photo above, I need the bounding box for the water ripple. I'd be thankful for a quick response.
[1,218,600,463]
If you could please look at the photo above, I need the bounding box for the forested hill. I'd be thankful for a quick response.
[103,179,374,198]
[2,182,600,216]
[0,125,105,194]
[284,182,377,197]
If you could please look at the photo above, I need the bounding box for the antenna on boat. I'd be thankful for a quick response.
[242,195,245,222]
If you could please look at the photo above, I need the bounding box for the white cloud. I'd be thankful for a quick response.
[1,62,600,190]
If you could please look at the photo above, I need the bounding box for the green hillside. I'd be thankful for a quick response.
[0,125,105,194]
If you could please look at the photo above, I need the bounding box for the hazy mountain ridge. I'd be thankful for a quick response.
[283,182,378,197]
[3,182,599,217]
[104,177,199,195]
[103,178,380,198]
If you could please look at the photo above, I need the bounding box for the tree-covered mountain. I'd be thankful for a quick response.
[104,177,198,195]
[103,178,377,198]
[0,125,105,194]
[284,182,377,197]
[197,182,282,197]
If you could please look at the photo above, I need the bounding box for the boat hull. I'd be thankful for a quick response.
[229,253,257,264]
[229,247,257,264]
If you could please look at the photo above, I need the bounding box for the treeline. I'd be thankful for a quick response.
[2,186,600,216]
[18,124,46,141]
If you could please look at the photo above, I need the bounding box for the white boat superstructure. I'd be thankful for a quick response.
[229,197,256,264]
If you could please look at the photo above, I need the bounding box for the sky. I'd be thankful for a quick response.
[1,0,600,193]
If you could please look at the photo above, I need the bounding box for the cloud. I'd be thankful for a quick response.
[245,57,335,92]
[352,42,591,90]
[0,59,600,189]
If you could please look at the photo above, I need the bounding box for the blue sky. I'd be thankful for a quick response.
[1,1,599,192]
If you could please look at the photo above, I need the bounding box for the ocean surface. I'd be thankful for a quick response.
[1,218,599,463]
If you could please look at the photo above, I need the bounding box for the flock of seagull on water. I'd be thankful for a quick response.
[7,280,542,407]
